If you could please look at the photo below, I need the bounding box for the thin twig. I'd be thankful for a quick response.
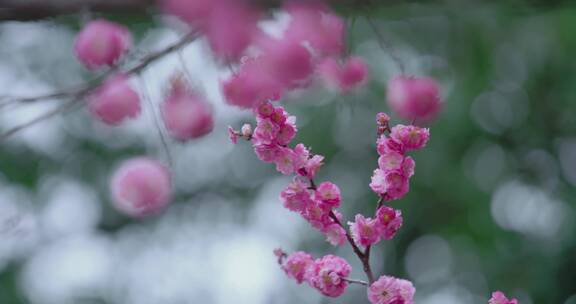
[0,99,79,141]
[138,76,174,168]
[366,16,405,74]
[0,32,199,142]
[342,277,369,286]
[307,175,376,284]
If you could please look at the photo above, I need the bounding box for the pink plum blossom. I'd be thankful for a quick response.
[285,2,345,57]
[390,125,430,151]
[256,101,275,117]
[378,151,405,171]
[377,112,390,126]
[161,79,214,141]
[280,178,312,213]
[323,223,347,246]
[88,74,141,125]
[306,255,351,297]
[258,36,314,88]
[377,136,405,155]
[161,0,215,29]
[110,157,172,217]
[314,182,341,209]
[274,147,297,175]
[376,206,403,240]
[349,214,380,247]
[370,169,409,201]
[222,58,282,108]
[253,117,279,145]
[205,0,260,60]
[228,126,239,144]
[302,200,333,231]
[489,291,518,304]
[241,123,253,138]
[387,76,442,122]
[368,275,415,304]
[74,19,132,69]
[276,121,297,145]
[292,143,310,170]
[303,155,324,178]
[318,56,368,92]
[402,156,415,178]
[282,251,313,284]
[254,144,281,163]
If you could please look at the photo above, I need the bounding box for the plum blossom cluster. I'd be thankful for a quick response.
[367,275,415,304]
[75,19,215,140]
[387,76,442,122]
[276,250,351,297]
[229,100,346,246]
[230,107,422,302]
[348,206,403,248]
[67,1,522,302]
[221,2,368,109]
[489,291,519,304]
[370,119,430,201]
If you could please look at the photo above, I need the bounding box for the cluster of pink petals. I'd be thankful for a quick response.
[74,19,132,70]
[229,101,346,245]
[250,101,324,177]
[376,206,403,240]
[370,115,429,201]
[387,76,442,122]
[284,2,345,57]
[281,251,313,284]
[110,157,172,217]
[348,206,403,247]
[489,291,518,304]
[162,0,260,60]
[221,3,351,109]
[161,76,214,141]
[304,254,351,297]
[390,125,431,152]
[367,275,415,304]
[279,177,346,246]
[222,57,283,109]
[88,74,141,125]
[318,56,369,93]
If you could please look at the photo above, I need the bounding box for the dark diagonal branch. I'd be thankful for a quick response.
[0,31,199,142]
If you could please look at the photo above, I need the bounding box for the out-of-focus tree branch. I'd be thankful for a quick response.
[0,31,199,142]
[0,0,155,21]
[0,0,378,22]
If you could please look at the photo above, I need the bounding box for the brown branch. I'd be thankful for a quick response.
[0,0,155,21]
[0,31,199,142]
[0,0,393,22]
[328,210,376,284]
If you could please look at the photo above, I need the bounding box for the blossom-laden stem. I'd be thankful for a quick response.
[307,176,377,284]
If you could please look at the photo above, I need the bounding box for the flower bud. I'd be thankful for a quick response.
[162,78,214,141]
[387,76,442,122]
[88,74,141,125]
[110,157,172,217]
[74,19,132,69]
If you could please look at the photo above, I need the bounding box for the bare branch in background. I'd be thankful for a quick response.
[0,0,384,22]
[0,0,155,21]
[0,31,199,142]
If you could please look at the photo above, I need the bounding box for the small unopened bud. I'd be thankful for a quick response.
[376,112,390,126]
[241,123,253,138]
